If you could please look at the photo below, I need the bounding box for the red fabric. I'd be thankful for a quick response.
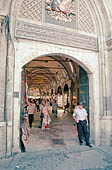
[45,124,48,128]
[45,115,48,128]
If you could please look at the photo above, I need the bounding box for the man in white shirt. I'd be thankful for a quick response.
[73,102,92,148]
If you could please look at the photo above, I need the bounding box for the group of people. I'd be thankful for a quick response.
[23,98,58,130]
[20,98,92,152]
[39,99,59,129]
[20,98,58,152]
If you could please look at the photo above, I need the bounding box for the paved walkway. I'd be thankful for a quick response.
[0,110,112,170]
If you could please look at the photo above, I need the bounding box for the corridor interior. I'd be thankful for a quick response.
[28,109,78,152]
[21,55,89,152]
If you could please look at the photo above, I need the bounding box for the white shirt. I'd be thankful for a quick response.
[73,108,88,121]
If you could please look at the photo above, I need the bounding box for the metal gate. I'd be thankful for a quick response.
[79,66,89,114]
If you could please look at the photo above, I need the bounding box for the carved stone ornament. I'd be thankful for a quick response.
[45,0,76,24]
[15,21,98,51]
[19,0,42,22]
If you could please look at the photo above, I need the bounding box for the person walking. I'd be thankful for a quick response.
[63,100,69,113]
[36,99,40,112]
[52,100,58,117]
[52,99,55,114]
[41,100,49,130]
[27,100,36,128]
[73,102,92,148]
[46,99,52,124]
[39,100,44,128]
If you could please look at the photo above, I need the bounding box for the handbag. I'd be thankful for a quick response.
[73,120,76,126]
[40,113,44,118]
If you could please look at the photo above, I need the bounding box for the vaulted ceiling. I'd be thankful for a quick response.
[24,55,78,92]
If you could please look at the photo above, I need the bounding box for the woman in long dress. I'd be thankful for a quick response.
[41,100,49,130]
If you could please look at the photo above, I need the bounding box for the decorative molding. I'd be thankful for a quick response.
[17,0,96,34]
[106,39,112,51]
[15,21,98,51]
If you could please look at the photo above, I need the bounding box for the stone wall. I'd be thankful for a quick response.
[0,17,7,157]
[0,123,6,157]
[0,17,6,121]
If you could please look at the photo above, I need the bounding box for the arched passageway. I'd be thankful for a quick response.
[9,0,106,152]
[0,0,112,158]
[21,54,90,114]
[20,54,91,152]
[21,54,90,109]
[13,36,99,153]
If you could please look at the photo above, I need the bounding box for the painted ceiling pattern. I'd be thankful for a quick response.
[18,0,95,34]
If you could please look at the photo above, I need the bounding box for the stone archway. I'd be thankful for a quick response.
[4,0,111,155]
[12,38,100,152]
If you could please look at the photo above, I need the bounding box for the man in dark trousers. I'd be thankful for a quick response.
[63,100,69,113]
[27,100,36,128]
[52,100,58,117]
[73,102,92,147]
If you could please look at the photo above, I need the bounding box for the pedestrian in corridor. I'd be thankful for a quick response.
[73,102,92,148]
[27,100,36,128]
[52,100,58,117]
[46,99,52,124]
[39,100,44,128]
[41,100,49,130]
[63,100,69,113]
[36,99,40,112]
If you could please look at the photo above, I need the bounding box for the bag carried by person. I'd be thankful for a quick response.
[40,113,44,118]
[73,120,76,126]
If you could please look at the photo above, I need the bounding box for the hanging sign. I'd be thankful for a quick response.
[38,77,43,83]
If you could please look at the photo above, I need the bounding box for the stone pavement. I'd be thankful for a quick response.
[0,110,112,170]
[7,145,112,170]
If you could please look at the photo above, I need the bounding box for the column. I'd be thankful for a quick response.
[0,15,8,157]
[0,16,6,121]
